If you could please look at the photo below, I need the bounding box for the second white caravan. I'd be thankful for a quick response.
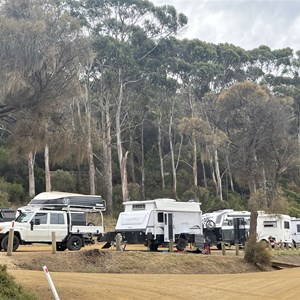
[256,212,292,245]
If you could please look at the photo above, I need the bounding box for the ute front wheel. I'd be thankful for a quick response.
[1,235,20,252]
[67,235,83,251]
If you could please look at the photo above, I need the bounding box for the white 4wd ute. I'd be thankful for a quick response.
[0,207,104,252]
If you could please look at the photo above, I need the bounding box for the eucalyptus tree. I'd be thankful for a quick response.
[67,0,187,203]
[218,81,297,241]
[0,0,82,195]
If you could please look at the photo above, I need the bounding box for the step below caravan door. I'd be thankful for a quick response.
[164,213,173,242]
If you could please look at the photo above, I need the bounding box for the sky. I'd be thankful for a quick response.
[151,0,300,51]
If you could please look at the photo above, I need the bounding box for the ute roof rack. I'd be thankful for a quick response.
[26,192,106,212]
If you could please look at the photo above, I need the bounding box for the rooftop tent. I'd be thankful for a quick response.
[28,192,105,210]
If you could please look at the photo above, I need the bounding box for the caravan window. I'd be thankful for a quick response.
[284,221,290,229]
[263,221,277,228]
[132,204,145,210]
[157,212,164,223]
[297,224,300,233]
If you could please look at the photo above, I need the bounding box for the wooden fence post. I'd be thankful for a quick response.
[116,233,122,251]
[221,242,226,256]
[7,228,14,256]
[169,240,174,252]
[52,232,57,254]
[235,243,239,256]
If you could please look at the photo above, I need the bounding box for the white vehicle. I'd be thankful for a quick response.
[257,212,292,245]
[203,209,249,248]
[0,192,106,252]
[103,199,204,251]
[289,218,300,246]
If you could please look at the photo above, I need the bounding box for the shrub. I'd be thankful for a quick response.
[51,169,76,192]
[0,264,36,300]
[0,177,24,207]
[244,239,272,267]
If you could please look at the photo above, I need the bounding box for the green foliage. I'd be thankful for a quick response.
[0,264,36,300]
[281,183,300,217]
[0,177,24,207]
[128,183,142,200]
[181,186,209,203]
[227,191,248,211]
[51,170,76,192]
[244,240,272,267]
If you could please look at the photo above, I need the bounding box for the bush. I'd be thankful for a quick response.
[0,177,24,207]
[0,264,36,300]
[244,239,272,267]
[51,169,76,192]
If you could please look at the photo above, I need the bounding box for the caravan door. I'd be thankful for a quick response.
[164,213,173,242]
[291,220,300,244]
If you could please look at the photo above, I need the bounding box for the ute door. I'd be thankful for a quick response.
[26,212,50,242]
[49,212,68,241]
[163,213,173,242]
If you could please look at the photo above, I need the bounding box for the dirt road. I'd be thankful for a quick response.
[3,243,300,299]
[9,268,300,300]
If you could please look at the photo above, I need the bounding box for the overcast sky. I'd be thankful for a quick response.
[151,0,300,51]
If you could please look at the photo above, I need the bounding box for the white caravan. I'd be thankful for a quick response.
[290,219,300,246]
[221,211,250,246]
[203,209,250,248]
[103,199,204,251]
[256,212,292,245]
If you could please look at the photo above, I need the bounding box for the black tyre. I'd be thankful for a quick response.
[56,243,67,251]
[1,235,20,252]
[67,235,83,251]
[176,237,187,251]
[87,222,95,226]
[216,243,222,250]
[149,243,159,251]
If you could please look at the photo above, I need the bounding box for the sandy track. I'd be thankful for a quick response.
[9,268,300,300]
[3,243,300,299]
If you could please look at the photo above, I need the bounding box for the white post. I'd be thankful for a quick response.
[43,265,60,300]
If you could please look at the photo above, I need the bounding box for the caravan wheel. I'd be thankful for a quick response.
[149,243,159,251]
[176,238,188,251]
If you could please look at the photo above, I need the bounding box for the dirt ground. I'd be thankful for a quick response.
[2,243,300,299]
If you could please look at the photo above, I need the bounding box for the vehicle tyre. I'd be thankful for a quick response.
[216,243,222,250]
[149,243,159,251]
[205,220,216,230]
[67,235,83,251]
[176,237,187,251]
[56,243,67,251]
[1,235,20,252]
[87,222,95,226]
